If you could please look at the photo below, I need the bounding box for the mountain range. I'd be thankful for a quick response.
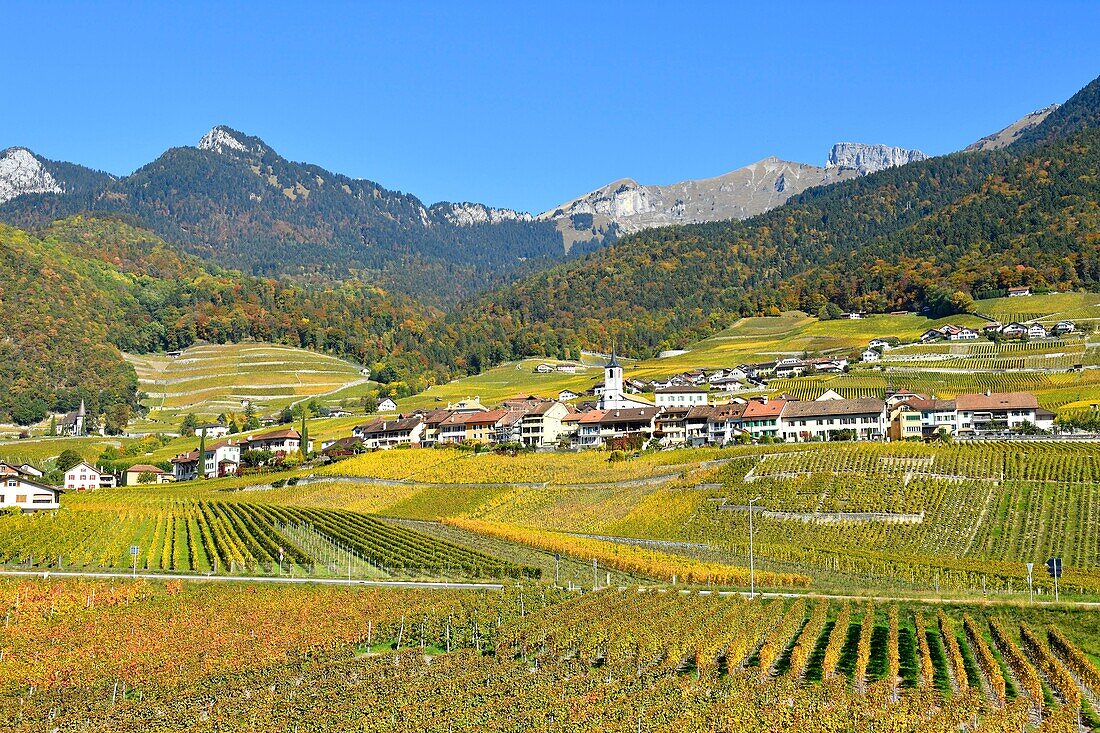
[0,124,965,301]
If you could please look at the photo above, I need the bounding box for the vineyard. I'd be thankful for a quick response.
[4,580,1100,732]
[0,501,531,579]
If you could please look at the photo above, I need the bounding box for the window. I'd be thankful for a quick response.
[16,495,27,504]
[6,479,15,487]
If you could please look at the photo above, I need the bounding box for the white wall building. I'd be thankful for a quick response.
[1,474,61,511]
[654,385,708,408]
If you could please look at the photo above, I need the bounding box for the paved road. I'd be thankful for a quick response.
[0,569,503,591]
[5,569,1099,610]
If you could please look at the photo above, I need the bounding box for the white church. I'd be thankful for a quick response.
[597,352,652,410]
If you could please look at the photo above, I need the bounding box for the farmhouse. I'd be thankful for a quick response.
[171,441,241,481]
[375,397,398,413]
[196,423,230,439]
[1,472,61,511]
[123,464,173,486]
[244,428,310,456]
[64,461,114,491]
[558,389,579,401]
[575,407,659,448]
[1007,286,1031,297]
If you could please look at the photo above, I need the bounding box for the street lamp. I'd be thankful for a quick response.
[748,495,762,599]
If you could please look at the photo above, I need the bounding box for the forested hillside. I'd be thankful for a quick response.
[0,127,568,303]
[0,215,444,427]
[430,75,1100,367]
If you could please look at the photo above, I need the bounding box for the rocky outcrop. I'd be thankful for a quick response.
[964,105,1059,152]
[538,157,860,243]
[0,148,63,204]
[197,126,271,157]
[431,201,534,226]
[825,142,928,176]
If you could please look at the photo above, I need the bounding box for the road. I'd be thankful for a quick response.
[0,569,503,591]
[5,568,1100,610]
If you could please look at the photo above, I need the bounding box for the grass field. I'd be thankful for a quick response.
[125,342,372,426]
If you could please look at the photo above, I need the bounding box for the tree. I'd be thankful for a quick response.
[9,394,49,426]
[137,471,156,484]
[243,403,261,431]
[180,413,198,438]
[300,413,310,459]
[56,449,84,473]
[48,416,57,436]
[197,428,207,479]
[104,404,131,435]
[361,394,378,414]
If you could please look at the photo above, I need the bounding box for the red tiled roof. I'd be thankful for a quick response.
[742,399,786,419]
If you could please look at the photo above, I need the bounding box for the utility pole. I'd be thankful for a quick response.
[748,495,761,599]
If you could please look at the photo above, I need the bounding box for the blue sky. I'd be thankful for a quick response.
[5,1,1100,213]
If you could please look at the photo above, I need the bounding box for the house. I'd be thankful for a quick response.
[438,412,478,444]
[741,397,786,440]
[842,311,866,320]
[955,392,1051,434]
[519,401,573,448]
[1027,323,1048,339]
[245,428,310,456]
[902,398,959,438]
[779,397,887,442]
[862,348,881,363]
[57,400,87,437]
[558,389,579,402]
[376,397,398,413]
[575,407,659,448]
[805,357,849,374]
[327,409,353,418]
[684,405,715,446]
[1007,286,1031,297]
[1,473,61,512]
[64,461,105,492]
[654,385,708,408]
[196,423,230,439]
[949,328,979,341]
[355,416,425,449]
[416,408,456,447]
[888,401,924,441]
[1001,322,1028,339]
[463,411,511,444]
[773,358,807,378]
[555,364,578,374]
[707,402,749,445]
[868,339,892,350]
[920,328,944,343]
[123,464,173,486]
[170,441,241,481]
[320,436,364,454]
[655,407,689,446]
[493,411,528,444]
[709,376,745,392]
[16,463,43,477]
[1052,320,1076,336]
[535,363,555,374]
[981,322,1004,335]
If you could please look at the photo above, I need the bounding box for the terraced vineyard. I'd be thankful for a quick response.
[5,582,1099,732]
[126,342,371,424]
[0,500,529,579]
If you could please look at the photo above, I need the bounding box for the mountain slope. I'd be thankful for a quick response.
[433,74,1100,368]
[0,215,443,426]
[965,105,1059,151]
[537,142,924,244]
[0,127,566,302]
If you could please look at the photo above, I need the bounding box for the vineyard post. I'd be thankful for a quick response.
[593,559,598,591]
[1027,563,1034,603]
[748,495,762,599]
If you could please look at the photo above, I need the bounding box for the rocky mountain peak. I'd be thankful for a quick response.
[0,147,63,204]
[197,126,270,157]
[964,105,1060,152]
[825,142,928,176]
